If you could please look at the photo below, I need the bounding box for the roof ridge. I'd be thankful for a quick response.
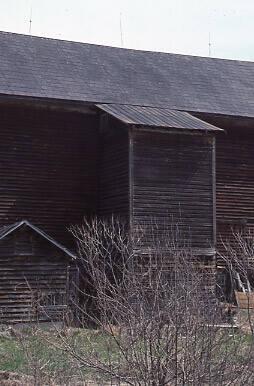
[0,31,253,117]
[0,30,253,64]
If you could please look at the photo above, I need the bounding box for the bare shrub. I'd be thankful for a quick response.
[12,219,254,384]
[219,230,254,335]
[46,217,253,385]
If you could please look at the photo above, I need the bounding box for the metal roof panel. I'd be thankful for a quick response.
[97,104,223,132]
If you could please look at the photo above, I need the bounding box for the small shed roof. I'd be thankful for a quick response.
[0,220,76,259]
[97,104,222,132]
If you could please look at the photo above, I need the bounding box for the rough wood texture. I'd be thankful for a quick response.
[216,128,254,266]
[0,104,99,247]
[0,226,72,324]
[131,130,215,251]
[98,116,129,219]
[129,129,216,295]
[235,291,254,309]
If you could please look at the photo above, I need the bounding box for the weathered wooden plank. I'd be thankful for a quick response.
[131,130,215,251]
[98,116,129,219]
[0,104,99,247]
[216,129,254,267]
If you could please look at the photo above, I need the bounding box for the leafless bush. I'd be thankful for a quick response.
[219,230,254,292]
[3,219,254,384]
[219,230,254,335]
[43,216,252,385]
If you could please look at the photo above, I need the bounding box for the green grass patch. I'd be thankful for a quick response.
[0,336,24,372]
[0,326,119,384]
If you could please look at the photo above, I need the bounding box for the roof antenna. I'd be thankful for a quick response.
[208,32,212,57]
[120,12,124,47]
[29,6,33,34]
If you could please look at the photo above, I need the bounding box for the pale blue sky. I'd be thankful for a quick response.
[0,0,253,61]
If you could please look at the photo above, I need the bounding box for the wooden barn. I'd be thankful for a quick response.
[0,31,253,321]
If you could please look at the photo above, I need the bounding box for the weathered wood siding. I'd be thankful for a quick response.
[216,129,254,265]
[0,104,99,247]
[0,228,71,323]
[98,116,129,219]
[131,130,215,251]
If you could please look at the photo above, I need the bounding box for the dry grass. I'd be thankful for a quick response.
[0,324,118,385]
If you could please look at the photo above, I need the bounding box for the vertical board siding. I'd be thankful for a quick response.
[132,130,214,251]
[98,117,129,219]
[0,105,99,246]
[216,130,254,265]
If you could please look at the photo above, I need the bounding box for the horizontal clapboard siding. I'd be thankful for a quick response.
[131,130,215,251]
[98,118,129,219]
[0,229,70,323]
[0,105,99,247]
[217,130,254,265]
[0,262,68,323]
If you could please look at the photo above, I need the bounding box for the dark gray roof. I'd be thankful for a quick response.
[0,31,254,117]
[0,220,76,259]
[97,104,222,131]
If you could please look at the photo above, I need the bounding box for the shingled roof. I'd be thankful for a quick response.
[0,31,253,117]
